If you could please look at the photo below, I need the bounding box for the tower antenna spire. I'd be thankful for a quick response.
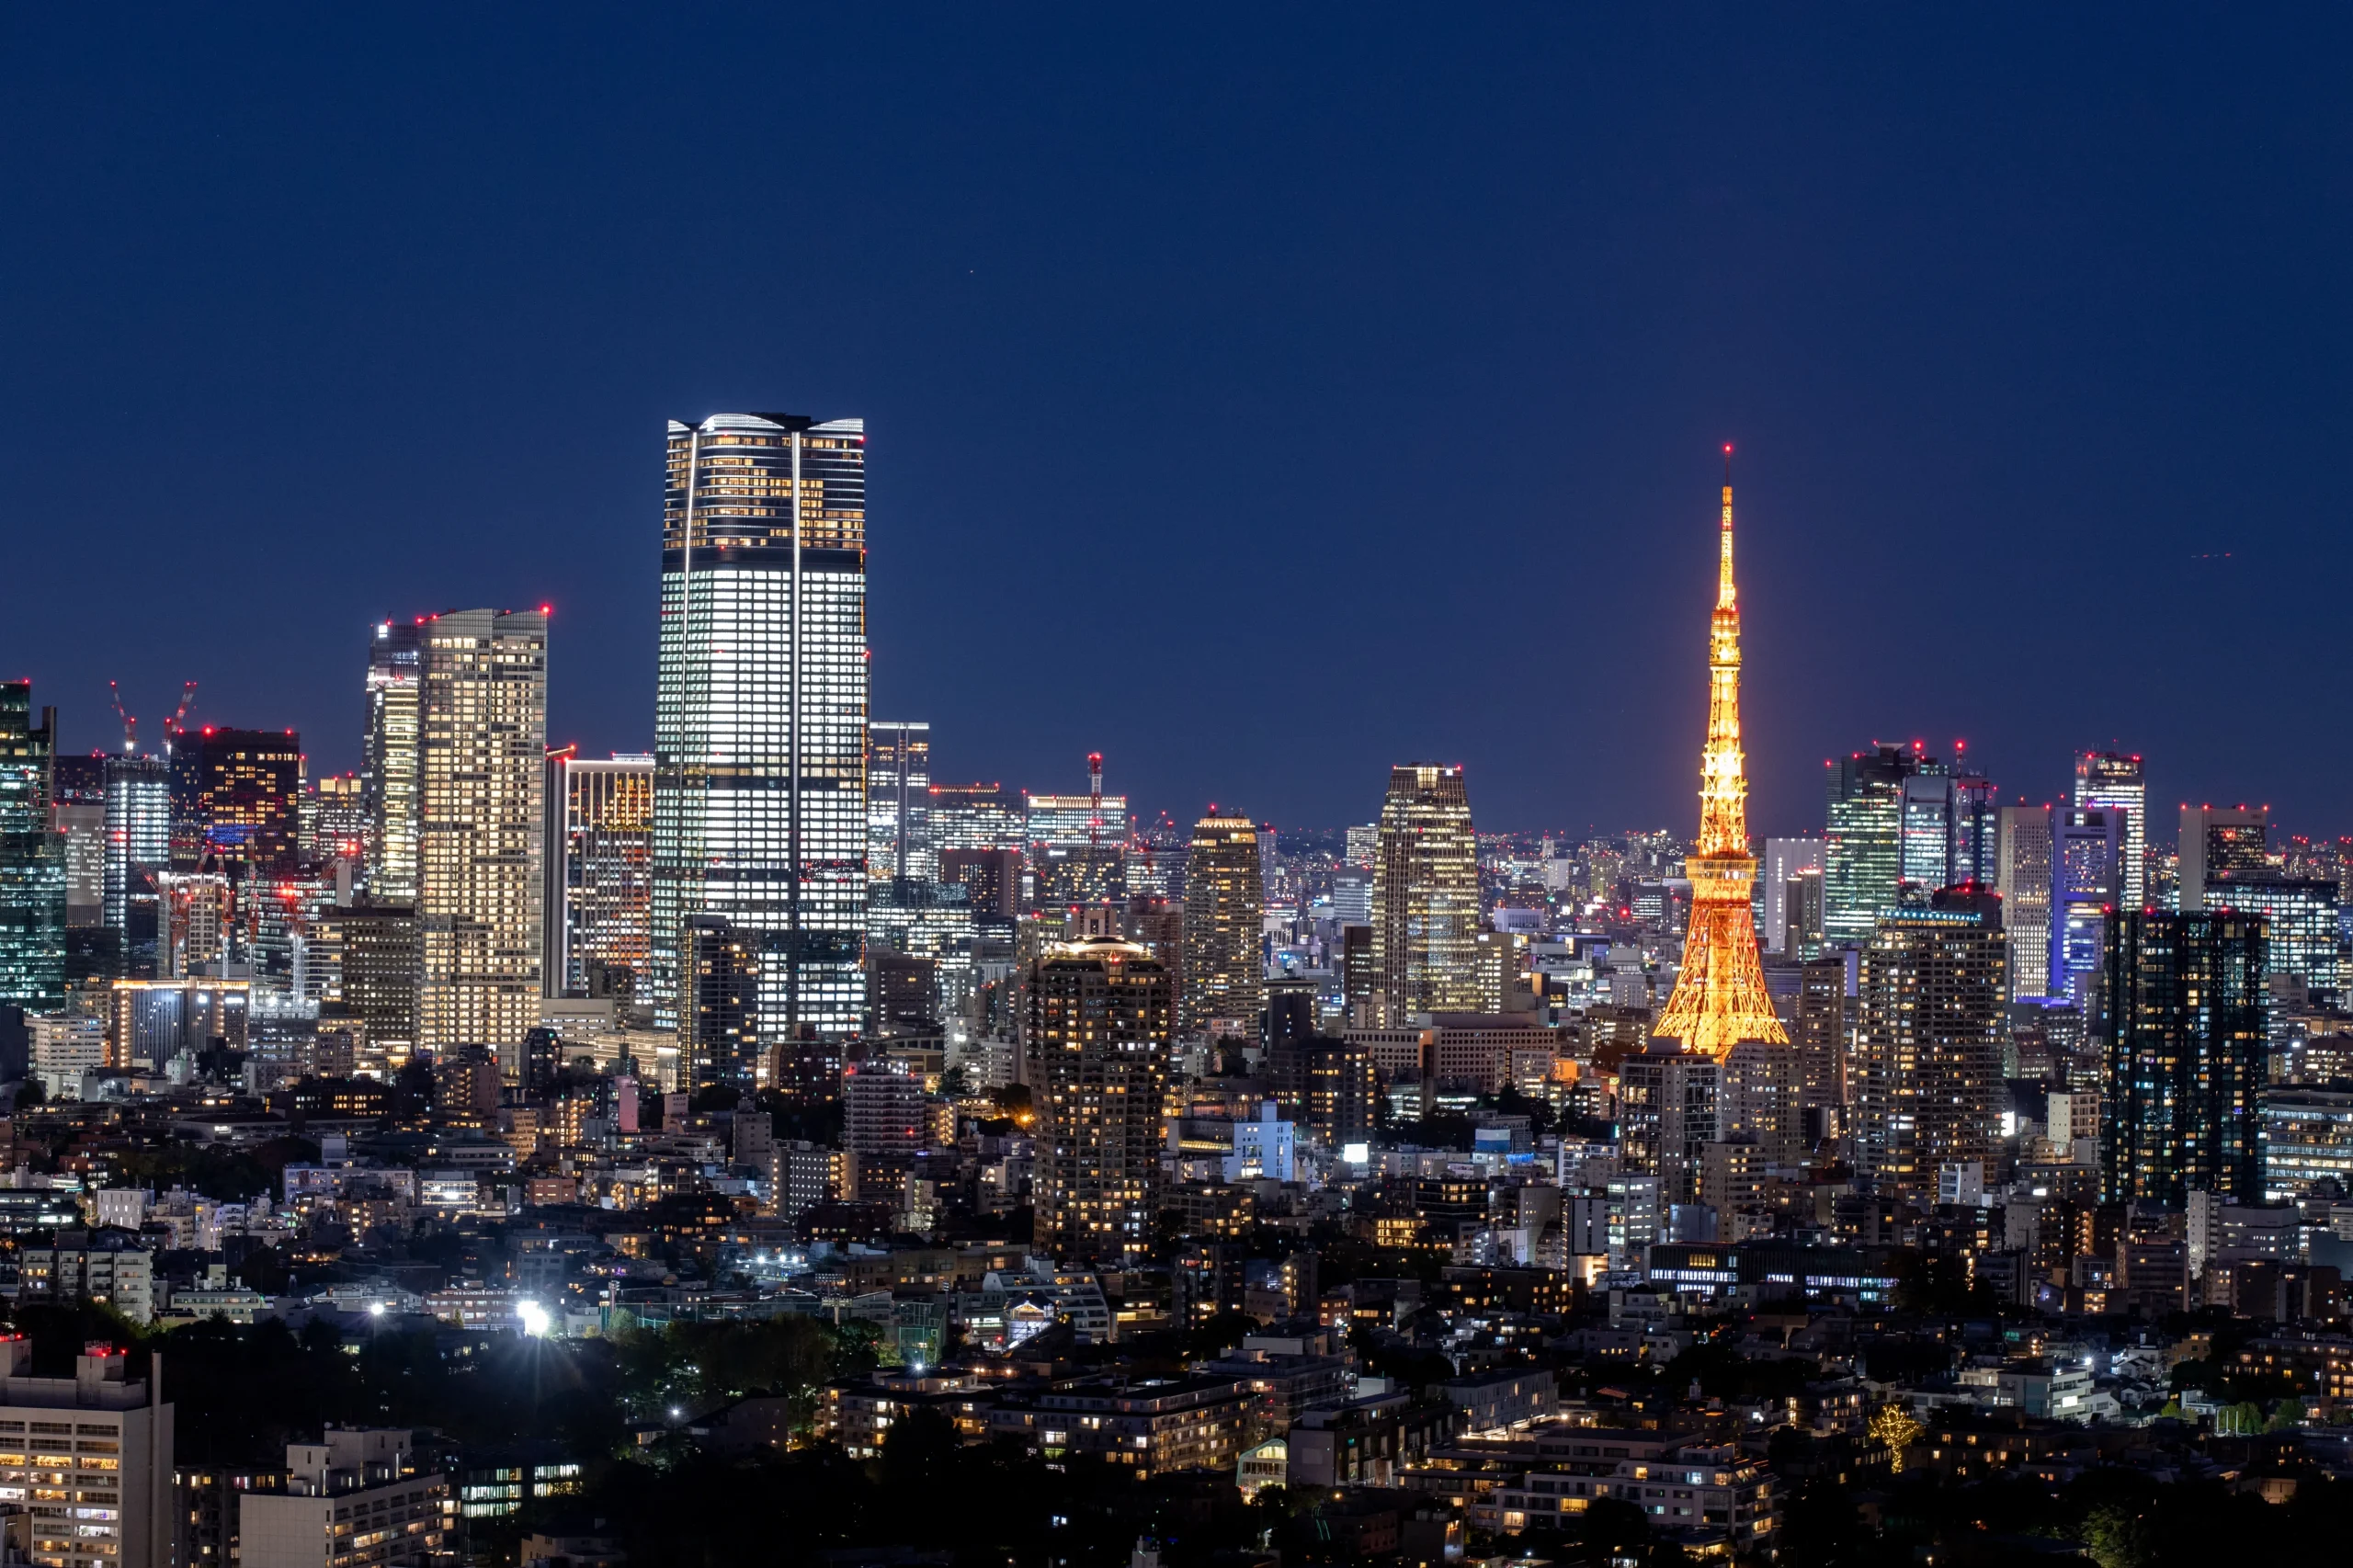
[1654,451,1788,1059]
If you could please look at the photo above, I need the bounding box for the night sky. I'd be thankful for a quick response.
[5,9,2347,842]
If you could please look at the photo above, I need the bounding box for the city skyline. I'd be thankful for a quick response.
[7,11,2352,836]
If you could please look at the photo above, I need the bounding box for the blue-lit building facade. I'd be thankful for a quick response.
[2101,910,2267,1205]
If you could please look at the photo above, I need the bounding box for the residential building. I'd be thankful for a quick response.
[541,749,654,999]
[1370,764,1480,1023]
[17,1231,155,1322]
[1619,1043,1720,1206]
[652,413,870,1056]
[0,1338,172,1568]
[238,1428,449,1568]
[1852,894,2006,1201]
[1028,937,1172,1261]
[1181,814,1262,1036]
[417,608,549,1056]
[2101,911,2267,1205]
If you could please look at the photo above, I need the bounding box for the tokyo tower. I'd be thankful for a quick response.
[1653,451,1789,1059]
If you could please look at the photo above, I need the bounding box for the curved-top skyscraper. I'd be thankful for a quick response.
[651,413,870,1088]
[1654,459,1789,1059]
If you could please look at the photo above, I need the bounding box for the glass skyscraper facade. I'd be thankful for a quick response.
[1823,745,1915,944]
[2074,751,2146,908]
[1995,803,2054,1001]
[0,683,64,1011]
[652,413,870,1079]
[866,721,933,884]
[365,619,424,903]
[2050,807,2122,1006]
[2101,910,2267,1204]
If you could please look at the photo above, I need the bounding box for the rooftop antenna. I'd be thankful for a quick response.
[107,682,137,755]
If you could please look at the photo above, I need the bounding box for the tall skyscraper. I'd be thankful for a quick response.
[2075,751,2146,907]
[2102,911,2267,1204]
[1370,764,1480,1023]
[542,749,654,999]
[1823,745,1917,944]
[2179,804,2269,913]
[169,727,302,871]
[1950,767,1999,887]
[1654,468,1787,1058]
[302,771,369,869]
[1181,813,1263,1036]
[2208,876,2337,995]
[103,755,168,979]
[365,619,425,903]
[652,413,870,1074]
[866,722,933,884]
[0,684,64,1011]
[1852,893,2006,1199]
[1995,804,2055,1001]
[1028,936,1173,1260]
[1759,838,1823,955]
[1618,1042,1720,1205]
[2049,807,2122,1006]
[416,608,548,1055]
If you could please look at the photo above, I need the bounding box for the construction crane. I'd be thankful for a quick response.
[162,681,198,756]
[107,681,137,755]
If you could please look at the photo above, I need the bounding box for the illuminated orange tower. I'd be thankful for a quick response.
[1654,451,1789,1059]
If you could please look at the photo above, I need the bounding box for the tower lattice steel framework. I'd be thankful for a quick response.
[1653,455,1790,1058]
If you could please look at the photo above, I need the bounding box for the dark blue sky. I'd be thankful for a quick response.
[4,8,2347,841]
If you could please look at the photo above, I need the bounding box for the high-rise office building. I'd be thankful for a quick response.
[1852,893,2006,1200]
[1823,744,1918,944]
[2208,876,2338,996]
[2101,911,2267,1204]
[652,414,870,1069]
[1027,756,1127,908]
[51,756,106,933]
[316,901,422,1068]
[1028,936,1173,1261]
[940,846,1021,918]
[542,749,654,1000]
[929,782,1022,852]
[1898,772,1956,892]
[416,608,548,1054]
[1995,804,2054,1001]
[2075,752,2146,908]
[1654,472,1787,1059]
[1759,839,1823,955]
[866,722,933,885]
[1370,764,1480,1023]
[365,619,425,903]
[1950,769,1998,887]
[2179,804,2269,913]
[97,755,168,982]
[2049,807,2122,1006]
[169,726,302,871]
[0,684,64,1011]
[1181,814,1263,1036]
